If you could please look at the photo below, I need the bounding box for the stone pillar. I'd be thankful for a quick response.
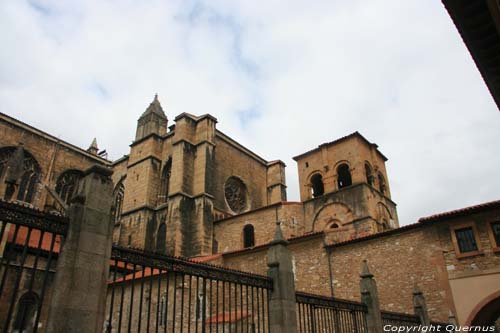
[413,286,430,327]
[448,310,458,326]
[267,222,298,333]
[360,260,383,333]
[46,165,114,333]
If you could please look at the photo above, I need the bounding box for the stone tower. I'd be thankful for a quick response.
[293,132,398,236]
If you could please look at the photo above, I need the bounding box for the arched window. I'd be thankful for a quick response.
[159,158,172,204]
[328,222,339,229]
[156,223,166,253]
[243,224,255,248]
[0,147,41,203]
[378,173,386,194]
[13,292,39,331]
[55,170,83,204]
[310,173,324,197]
[337,163,352,189]
[365,163,374,186]
[111,181,125,224]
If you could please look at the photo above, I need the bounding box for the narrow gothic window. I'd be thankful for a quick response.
[13,292,39,331]
[310,173,324,197]
[55,170,83,204]
[337,164,352,189]
[111,182,125,224]
[455,227,478,253]
[159,158,172,204]
[378,173,386,194]
[365,163,374,186]
[0,147,41,203]
[156,223,166,253]
[243,224,255,248]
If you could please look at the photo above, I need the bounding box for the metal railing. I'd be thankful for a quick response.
[381,310,420,329]
[0,200,69,333]
[296,292,368,332]
[106,245,273,333]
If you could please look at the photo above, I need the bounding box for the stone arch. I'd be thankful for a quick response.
[111,179,125,225]
[243,224,255,248]
[335,162,352,189]
[466,291,500,327]
[308,171,324,198]
[312,202,354,232]
[156,223,166,254]
[13,291,39,331]
[364,161,374,186]
[158,157,172,204]
[378,172,387,194]
[0,146,42,203]
[376,202,393,230]
[55,169,83,204]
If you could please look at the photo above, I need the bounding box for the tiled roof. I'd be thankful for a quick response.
[292,131,388,161]
[418,199,500,223]
[205,311,251,324]
[8,226,62,253]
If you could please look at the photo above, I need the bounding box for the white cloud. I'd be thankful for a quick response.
[1,0,498,225]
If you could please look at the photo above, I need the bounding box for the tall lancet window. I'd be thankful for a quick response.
[111,181,125,224]
[0,147,41,203]
[159,158,172,204]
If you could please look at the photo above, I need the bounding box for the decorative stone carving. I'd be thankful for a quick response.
[224,176,248,213]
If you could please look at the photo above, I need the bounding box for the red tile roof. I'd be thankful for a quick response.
[8,226,62,253]
[418,199,500,223]
[205,311,251,324]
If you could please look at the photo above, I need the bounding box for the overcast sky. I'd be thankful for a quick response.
[1,0,499,225]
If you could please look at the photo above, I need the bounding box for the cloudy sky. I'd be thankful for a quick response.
[1,0,499,225]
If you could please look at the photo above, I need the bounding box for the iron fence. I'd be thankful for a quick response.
[0,200,68,333]
[296,292,368,333]
[106,245,273,333]
[381,310,420,329]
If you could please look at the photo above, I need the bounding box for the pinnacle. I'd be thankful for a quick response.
[140,94,166,118]
[360,260,374,278]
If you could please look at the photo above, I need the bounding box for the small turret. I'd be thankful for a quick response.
[87,138,98,155]
[135,94,168,141]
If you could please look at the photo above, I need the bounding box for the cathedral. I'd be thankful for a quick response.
[0,95,499,328]
[0,95,398,258]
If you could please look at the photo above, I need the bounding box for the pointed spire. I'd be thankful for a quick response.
[87,138,99,155]
[140,94,166,118]
[360,260,374,278]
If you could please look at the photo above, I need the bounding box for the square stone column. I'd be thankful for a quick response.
[46,165,114,333]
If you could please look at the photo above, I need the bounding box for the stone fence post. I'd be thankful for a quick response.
[46,165,114,333]
[413,286,430,327]
[360,260,383,333]
[267,222,298,333]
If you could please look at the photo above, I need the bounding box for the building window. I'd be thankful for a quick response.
[365,163,374,186]
[455,227,478,253]
[0,147,41,203]
[13,292,39,331]
[225,176,248,213]
[490,222,500,247]
[111,181,125,224]
[337,163,352,189]
[158,158,171,204]
[55,170,83,204]
[243,224,255,248]
[378,173,386,194]
[156,223,166,253]
[310,173,324,197]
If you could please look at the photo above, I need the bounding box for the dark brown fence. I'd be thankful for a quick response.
[106,245,273,333]
[0,200,68,333]
[296,292,368,333]
[381,310,420,329]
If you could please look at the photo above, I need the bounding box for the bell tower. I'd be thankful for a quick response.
[293,132,399,237]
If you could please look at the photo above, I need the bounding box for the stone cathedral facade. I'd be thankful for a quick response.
[0,95,398,258]
[1,97,499,327]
